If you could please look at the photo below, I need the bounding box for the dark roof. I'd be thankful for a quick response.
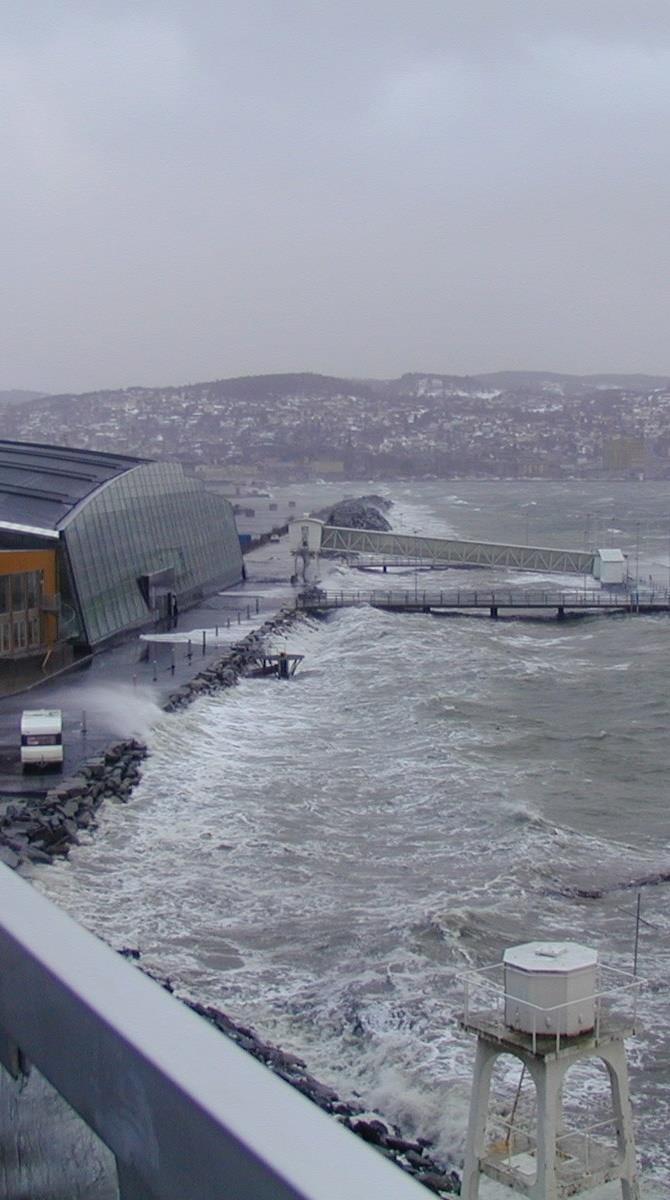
[0,440,151,533]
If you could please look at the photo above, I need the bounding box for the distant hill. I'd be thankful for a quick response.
[201,372,377,401]
[0,389,49,407]
[478,371,670,394]
[3,368,670,481]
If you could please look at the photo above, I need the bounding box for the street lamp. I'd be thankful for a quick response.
[521,501,536,546]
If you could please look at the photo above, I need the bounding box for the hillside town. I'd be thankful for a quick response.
[3,370,670,482]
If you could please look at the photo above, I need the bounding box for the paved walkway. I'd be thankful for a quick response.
[0,539,300,796]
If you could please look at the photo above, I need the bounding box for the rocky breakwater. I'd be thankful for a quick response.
[119,954,461,1195]
[321,495,393,532]
[163,604,300,712]
[0,739,147,870]
[186,1002,462,1195]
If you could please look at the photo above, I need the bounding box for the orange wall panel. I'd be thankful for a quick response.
[0,549,57,594]
[0,549,59,647]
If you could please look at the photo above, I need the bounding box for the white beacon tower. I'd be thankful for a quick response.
[460,941,640,1200]
[288,517,323,584]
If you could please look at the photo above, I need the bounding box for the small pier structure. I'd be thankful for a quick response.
[252,650,304,679]
[460,941,642,1199]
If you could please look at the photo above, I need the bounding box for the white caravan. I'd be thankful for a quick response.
[20,709,64,769]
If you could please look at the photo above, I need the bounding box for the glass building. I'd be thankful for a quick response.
[0,442,243,651]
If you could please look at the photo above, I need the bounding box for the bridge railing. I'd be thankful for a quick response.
[296,589,642,610]
[0,865,426,1200]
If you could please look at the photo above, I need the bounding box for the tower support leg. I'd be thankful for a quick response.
[461,1039,498,1199]
[526,1055,562,1200]
[598,1041,640,1199]
[461,1034,639,1200]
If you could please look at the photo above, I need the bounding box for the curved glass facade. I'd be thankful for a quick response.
[61,462,242,646]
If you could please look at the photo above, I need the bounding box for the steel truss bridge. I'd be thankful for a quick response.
[319,526,596,575]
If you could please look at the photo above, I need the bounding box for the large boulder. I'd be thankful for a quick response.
[325,498,391,531]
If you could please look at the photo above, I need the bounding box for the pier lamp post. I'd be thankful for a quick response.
[521,500,536,547]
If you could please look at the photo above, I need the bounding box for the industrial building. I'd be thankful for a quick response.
[0,441,243,672]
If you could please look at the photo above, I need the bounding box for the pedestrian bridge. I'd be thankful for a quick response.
[289,519,625,581]
[296,588,665,619]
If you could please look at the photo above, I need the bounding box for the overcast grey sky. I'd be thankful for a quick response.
[3,1,670,392]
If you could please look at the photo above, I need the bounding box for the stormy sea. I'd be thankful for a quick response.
[35,480,670,1196]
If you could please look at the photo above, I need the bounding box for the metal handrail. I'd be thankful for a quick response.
[488,1111,619,1172]
[461,961,644,1053]
[296,589,654,610]
[0,865,426,1200]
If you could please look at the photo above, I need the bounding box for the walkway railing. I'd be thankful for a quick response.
[0,865,426,1200]
[296,589,668,612]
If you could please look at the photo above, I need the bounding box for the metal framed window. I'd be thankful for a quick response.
[11,573,26,611]
[12,618,27,651]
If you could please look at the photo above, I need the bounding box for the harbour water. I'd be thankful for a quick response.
[34,481,670,1195]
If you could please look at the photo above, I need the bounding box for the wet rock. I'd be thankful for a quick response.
[262,1046,307,1073]
[61,777,87,799]
[24,844,53,865]
[86,757,107,780]
[47,838,70,856]
[351,1118,391,1146]
[386,1135,426,1154]
[416,1169,461,1195]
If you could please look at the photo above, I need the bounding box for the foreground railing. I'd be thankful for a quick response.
[0,866,425,1200]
